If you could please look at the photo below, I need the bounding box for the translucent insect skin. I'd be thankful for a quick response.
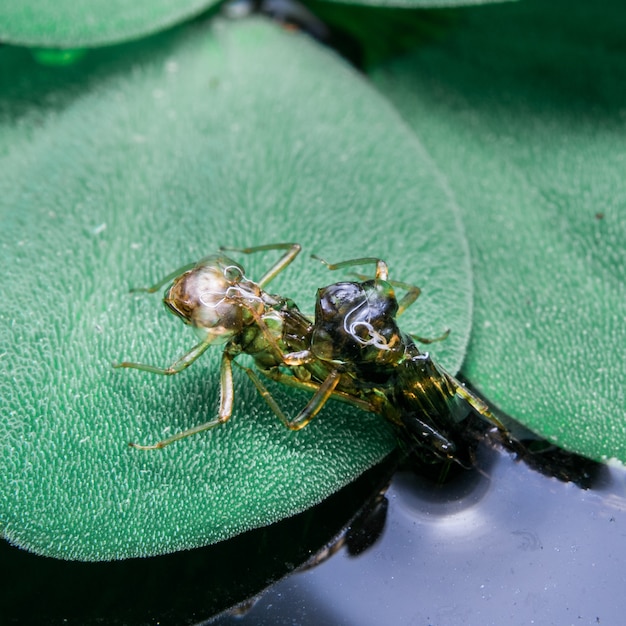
[295,256,505,462]
[115,244,371,449]
[115,244,321,448]
[115,244,503,460]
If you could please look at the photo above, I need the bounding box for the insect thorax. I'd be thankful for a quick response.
[311,280,406,379]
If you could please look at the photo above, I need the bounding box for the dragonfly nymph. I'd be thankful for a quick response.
[301,254,506,462]
[114,243,370,449]
[115,244,505,461]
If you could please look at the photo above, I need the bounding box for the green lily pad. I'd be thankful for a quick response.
[0,17,472,560]
[0,0,514,48]
[0,0,218,48]
[372,0,626,462]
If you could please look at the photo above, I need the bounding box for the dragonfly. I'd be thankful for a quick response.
[115,244,505,460]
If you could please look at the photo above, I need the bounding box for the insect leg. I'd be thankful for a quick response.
[219,243,301,288]
[128,351,235,450]
[263,368,377,413]
[401,413,458,458]
[384,279,450,342]
[341,270,423,317]
[440,369,507,432]
[389,279,421,316]
[311,254,389,281]
[113,339,212,375]
[409,329,451,344]
[243,367,341,431]
[129,261,198,294]
[312,255,428,320]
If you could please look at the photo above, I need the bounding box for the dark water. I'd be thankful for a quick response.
[211,444,626,626]
[3,440,625,626]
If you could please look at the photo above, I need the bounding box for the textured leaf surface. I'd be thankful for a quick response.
[0,17,471,560]
[372,0,626,462]
[0,0,218,48]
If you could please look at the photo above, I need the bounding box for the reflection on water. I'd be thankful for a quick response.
[3,434,623,625]
[213,443,626,626]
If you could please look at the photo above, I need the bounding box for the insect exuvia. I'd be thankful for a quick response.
[115,243,334,449]
[114,243,504,459]
[302,255,506,461]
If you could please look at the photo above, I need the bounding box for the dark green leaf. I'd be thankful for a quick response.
[372,0,626,463]
[301,2,460,69]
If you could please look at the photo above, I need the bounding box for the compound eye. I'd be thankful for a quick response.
[165,298,186,320]
[223,264,244,283]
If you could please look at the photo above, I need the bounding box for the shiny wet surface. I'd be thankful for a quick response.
[3,441,624,626]
[213,445,625,626]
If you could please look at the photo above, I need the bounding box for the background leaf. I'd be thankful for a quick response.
[372,0,626,462]
[0,16,472,560]
[0,0,516,48]
[300,2,459,70]
[311,0,515,8]
[0,0,218,48]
